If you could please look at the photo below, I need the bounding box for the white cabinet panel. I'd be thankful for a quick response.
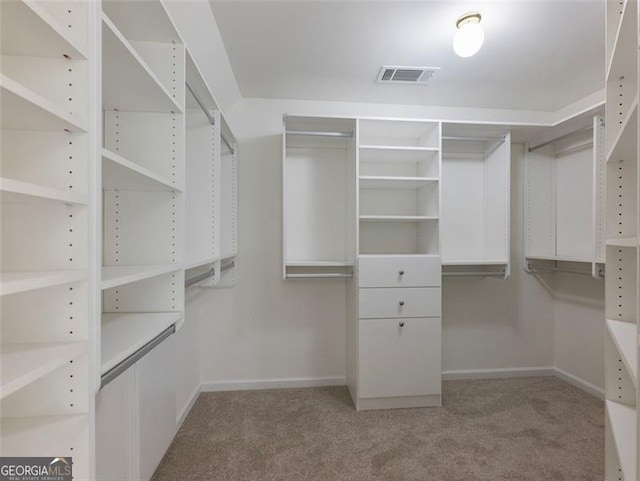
[359,287,441,319]
[358,255,441,288]
[358,317,441,399]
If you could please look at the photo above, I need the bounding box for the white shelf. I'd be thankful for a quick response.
[1,414,88,457]
[606,237,638,247]
[1,342,86,400]
[0,74,88,132]
[185,257,221,270]
[359,215,438,222]
[359,176,438,189]
[443,260,508,266]
[0,270,86,297]
[285,261,353,267]
[606,319,638,385]
[607,101,637,163]
[606,401,637,481]
[0,177,88,205]
[525,255,594,263]
[101,312,182,373]
[101,265,180,290]
[606,0,637,82]
[0,0,87,59]
[360,145,439,152]
[102,14,182,113]
[102,149,182,192]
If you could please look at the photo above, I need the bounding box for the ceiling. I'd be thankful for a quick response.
[209,1,604,112]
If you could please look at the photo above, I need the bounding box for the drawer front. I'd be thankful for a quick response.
[359,317,441,398]
[359,256,441,288]
[359,287,441,319]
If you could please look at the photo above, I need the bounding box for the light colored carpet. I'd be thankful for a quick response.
[152,377,603,481]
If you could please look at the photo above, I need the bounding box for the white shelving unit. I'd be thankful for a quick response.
[604,0,639,478]
[0,0,96,476]
[440,124,511,275]
[524,112,606,277]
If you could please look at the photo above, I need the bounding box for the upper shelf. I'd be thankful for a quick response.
[101,265,180,290]
[0,74,88,132]
[1,342,86,400]
[0,0,87,59]
[102,149,182,192]
[359,176,438,189]
[359,215,438,222]
[606,0,638,82]
[1,177,88,205]
[102,14,182,113]
[360,145,439,152]
[102,0,181,43]
[0,270,86,297]
[606,319,638,385]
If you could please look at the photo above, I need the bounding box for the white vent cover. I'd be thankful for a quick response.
[377,66,439,85]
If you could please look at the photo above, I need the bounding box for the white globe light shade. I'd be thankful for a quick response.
[453,21,484,58]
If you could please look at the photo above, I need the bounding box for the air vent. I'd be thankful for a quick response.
[377,66,439,85]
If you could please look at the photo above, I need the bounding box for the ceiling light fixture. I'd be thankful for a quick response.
[453,12,484,58]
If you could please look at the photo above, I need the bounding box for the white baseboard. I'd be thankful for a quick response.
[554,367,604,400]
[442,366,556,381]
[176,384,201,429]
[201,376,347,392]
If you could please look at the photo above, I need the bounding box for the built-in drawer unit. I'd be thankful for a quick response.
[358,255,441,288]
[358,317,441,399]
[358,287,441,319]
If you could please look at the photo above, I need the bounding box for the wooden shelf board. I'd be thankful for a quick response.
[101,265,180,290]
[0,270,86,297]
[359,215,439,222]
[359,145,439,152]
[606,237,638,247]
[1,414,88,456]
[606,101,637,163]
[102,148,182,192]
[606,319,638,385]
[0,0,87,59]
[0,177,88,205]
[1,342,86,400]
[606,0,637,82]
[102,14,182,113]
[606,401,637,481]
[0,74,88,132]
[359,176,438,189]
[101,312,182,373]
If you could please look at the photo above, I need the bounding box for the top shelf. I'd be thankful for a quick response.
[102,14,182,113]
[0,0,87,59]
[360,145,439,152]
[359,118,440,149]
[102,0,181,43]
[606,0,637,82]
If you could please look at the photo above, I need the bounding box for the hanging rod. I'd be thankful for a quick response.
[526,262,605,278]
[286,273,353,279]
[528,125,592,152]
[186,81,236,155]
[483,137,506,158]
[442,135,503,142]
[443,271,506,278]
[101,324,176,389]
[286,130,353,138]
[185,267,215,288]
[554,140,593,157]
[221,260,235,273]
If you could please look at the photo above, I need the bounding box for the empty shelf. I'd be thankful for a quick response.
[359,215,438,222]
[1,342,86,400]
[606,237,638,247]
[0,74,88,132]
[1,414,88,457]
[101,265,180,290]
[359,176,438,189]
[102,14,182,113]
[607,101,637,163]
[606,319,638,385]
[0,270,86,296]
[101,312,182,373]
[360,145,439,152]
[443,260,508,266]
[606,401,637,481]
[102,148,182,191]
[286,261,353,267]
[0,0,87,59]
[0,177,88,205]
[185,257,221,270]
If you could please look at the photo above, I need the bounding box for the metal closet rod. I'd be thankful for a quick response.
[221,260,235,273]
[286,273,353,279]
[442,135,503,142]
[527,262,604,277]
[186,81,236,155]
[100,324,176,389]
[286,129,354,138]
[185,267,215,288]
[443,271,505,278]
[528,125,593,152]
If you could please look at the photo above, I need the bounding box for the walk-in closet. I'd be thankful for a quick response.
[0,1,637,480]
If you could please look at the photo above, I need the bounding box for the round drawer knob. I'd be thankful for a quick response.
[399,270,405,276]
[399,322,405,327]
[399,301,405,306]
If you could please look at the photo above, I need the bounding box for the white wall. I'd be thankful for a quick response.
[196,98,566,388]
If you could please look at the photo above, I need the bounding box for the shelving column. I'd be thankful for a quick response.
[0,0,98,477]
[604,0,639,479]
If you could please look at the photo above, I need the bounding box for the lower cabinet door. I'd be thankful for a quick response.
[358,317,441,399]
[137,335,177,481]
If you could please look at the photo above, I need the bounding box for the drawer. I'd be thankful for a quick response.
[359,255,441,288]
[359,287,441,319]
[359,317,441,398]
